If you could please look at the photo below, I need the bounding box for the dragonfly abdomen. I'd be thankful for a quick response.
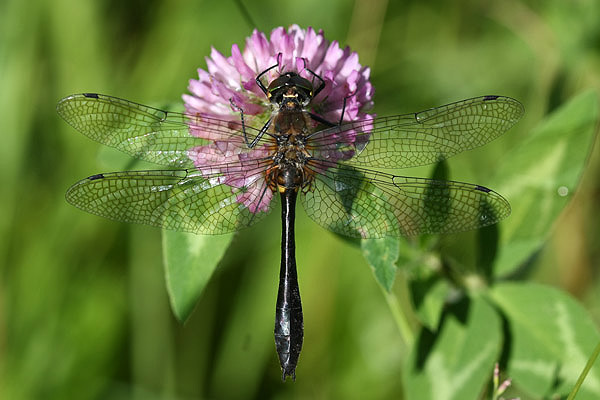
[274,299,303,380]
[275,188,303,380]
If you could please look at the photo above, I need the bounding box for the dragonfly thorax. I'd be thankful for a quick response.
[263,71,319,195]
[272,109,312,136]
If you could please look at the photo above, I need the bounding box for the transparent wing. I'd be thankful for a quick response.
[65,167,273,234]
[57,93,268,168]
[301,160,510,238]
[308,96,524,168]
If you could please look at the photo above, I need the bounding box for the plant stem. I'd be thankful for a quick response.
[381,279,414,347]
[567,340,600,400]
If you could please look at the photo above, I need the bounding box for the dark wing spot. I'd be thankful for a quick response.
[475,185,491,193]
[83,93,99,99]
[88,173,105,180]
[483,95,499,101]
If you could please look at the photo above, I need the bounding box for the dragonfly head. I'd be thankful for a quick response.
[267,72,313,110]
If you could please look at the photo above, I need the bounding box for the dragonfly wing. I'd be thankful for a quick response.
[57,93,266,168]
[65,168,273,234]
[309,96,524,168]
[300,161,510,238]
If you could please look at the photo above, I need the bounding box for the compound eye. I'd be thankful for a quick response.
[291,76,314,93]
[267,75,290,93]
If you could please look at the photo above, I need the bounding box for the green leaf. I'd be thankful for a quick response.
[411,278,450,331]
[361,236,399,292]
[490,90,599,275]
[489,282,600,399]
[403,296,502,400]
[162,231,234,322]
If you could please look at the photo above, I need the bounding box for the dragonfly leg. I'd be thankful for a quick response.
[303,65,326,98]
[230,98,272,148]
[304,91,355,140]
[252,118,273,147]
[298,57,326,98]
[307,112,336,128]
[256,54,282,96]
[338,90,358,125]
[306,91,356,128]
[303,63,354,128]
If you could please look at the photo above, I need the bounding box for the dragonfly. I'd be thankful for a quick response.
[57,64,523,381]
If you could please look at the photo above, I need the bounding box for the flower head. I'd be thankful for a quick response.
[183,25,374,213]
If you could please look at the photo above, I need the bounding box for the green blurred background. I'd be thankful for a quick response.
[1,0,599,399]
